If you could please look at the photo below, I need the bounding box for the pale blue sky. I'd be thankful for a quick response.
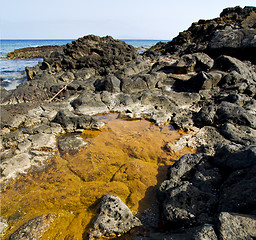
[1,0,255,39]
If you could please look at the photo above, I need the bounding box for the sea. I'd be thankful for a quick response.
[0,39,167,90]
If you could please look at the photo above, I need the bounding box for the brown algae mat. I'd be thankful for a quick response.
[1,114,195,239]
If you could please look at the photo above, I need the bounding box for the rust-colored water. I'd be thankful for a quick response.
[1,114,195,239]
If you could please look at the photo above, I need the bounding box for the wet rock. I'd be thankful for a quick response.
[58,135,88,155]
[218,212,256,240]
[0,216,8,237]
[53,110,105,132]
[88,194,141,239]
[8,214,56,240]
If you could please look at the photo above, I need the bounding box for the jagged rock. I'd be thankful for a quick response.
[218,212,256,240]
[219,123,256,145]
[214,144,256,171]
[216,101,256,129]
[167,154,204,182]
[94,75,121,92]
[218,163,256,214]
[71,92,109,115]
[194,104,217,127]
[183,71,222,92]
[148,6,256,63]
[170,53,214,74]
[193,224,218,240]
[88,195,141,239]
[213,55,256,81]
[2,130,26,149]
[8,214,56,240]
[53,110,105,132]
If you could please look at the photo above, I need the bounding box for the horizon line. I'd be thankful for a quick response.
[1,38,171,41]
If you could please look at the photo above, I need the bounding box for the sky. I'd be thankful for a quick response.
[1,0,255,40]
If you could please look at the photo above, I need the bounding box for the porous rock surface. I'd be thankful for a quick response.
[1,5,256,240]
[88,195,141,239]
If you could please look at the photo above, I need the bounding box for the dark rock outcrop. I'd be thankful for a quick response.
[7,45,63,59]
[147,6,256,63]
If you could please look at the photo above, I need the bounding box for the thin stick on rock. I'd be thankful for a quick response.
[48,79,74,102]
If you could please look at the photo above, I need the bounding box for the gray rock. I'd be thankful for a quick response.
[28,133,57,151]
[71,93,109,115]
[8,214,56,240]
[209,29,256,63]
[0,152,32,183]
[167,154,204,182]
[218,212,256,240]
[194,105,217,127]
[53,110,105,132]
[170,53,214,74]
[2,130,26,149]
[185,71,222,92]
[193,224,218,240]
[214,144,256,171]
[214,55,256,81]
[58,135,88,155]
[0,216,8,237]
[216,101,256,129]
[22,123,64,135]
[161,181,216,228]
[219,123,256,145]
[88,195,141,239]
[218,163,256,213]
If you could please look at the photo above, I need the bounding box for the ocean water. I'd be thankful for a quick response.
[0,39,167,90]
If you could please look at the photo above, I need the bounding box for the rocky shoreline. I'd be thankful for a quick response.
[6,45,64,60]
[1,6,256,240]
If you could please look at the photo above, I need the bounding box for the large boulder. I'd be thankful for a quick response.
[88,195,141,239]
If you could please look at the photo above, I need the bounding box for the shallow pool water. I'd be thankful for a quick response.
[1,114,195,239]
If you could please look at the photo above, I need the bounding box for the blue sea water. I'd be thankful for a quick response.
[0,39,167,90]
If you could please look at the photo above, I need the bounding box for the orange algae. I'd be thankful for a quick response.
[1,114,195,239]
